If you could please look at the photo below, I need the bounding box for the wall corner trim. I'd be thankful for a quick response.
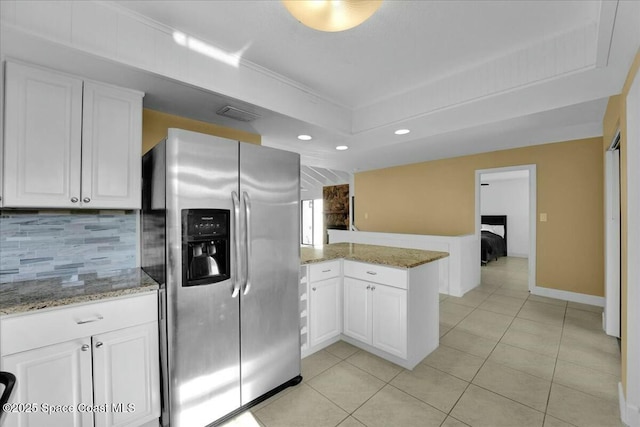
[620,381,640,427]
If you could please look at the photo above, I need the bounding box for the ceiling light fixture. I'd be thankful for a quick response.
[297,134,313,141]
[336,145,349,151]
[394,129,410,135]
[282,0,383,32]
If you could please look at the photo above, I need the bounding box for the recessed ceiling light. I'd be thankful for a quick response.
[395,129,410,135]
[336,145,349,151]
[297,134,312,141]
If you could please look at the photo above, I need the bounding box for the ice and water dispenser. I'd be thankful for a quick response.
[182,209,230,286]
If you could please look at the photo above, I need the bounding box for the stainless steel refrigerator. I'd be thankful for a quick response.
[142,128,302,427]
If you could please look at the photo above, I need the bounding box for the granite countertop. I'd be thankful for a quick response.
[0,268,159,316]
[301,242,449,268]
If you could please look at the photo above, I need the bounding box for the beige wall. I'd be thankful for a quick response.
[605,48,640,395]
[355,137,605,297]
[142,108,261,154]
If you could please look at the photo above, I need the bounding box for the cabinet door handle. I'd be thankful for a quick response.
[366,285,371,290]
[322,269,331,273]
[76,315,104,325]
[366,271,377,275]
[81,344,90,351]
[312,287,317,291]
[71,197,79,203]
[371,286,376,291]
[95,342,103,348]
[83,197,91,203]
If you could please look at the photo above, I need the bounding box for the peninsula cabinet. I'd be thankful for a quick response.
[342,259,439,369]
[343,278,407,359]
[307,260,342,353]
[2,61,143,209]
[0,293,160,427]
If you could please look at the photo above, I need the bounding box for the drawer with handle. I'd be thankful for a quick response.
[308,260,341,282]
[343,260,407,289]
[0,292,157,356]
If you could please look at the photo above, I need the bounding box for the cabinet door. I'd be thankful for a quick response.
[92,322,160,427]
[309,276,341,347]
[81,82,142,209]
[3,61,83,208]
[1,339,94,427]
[372,284,407,358]
[343,277,372,344]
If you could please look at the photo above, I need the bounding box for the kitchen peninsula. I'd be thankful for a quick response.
[300,242,448,369]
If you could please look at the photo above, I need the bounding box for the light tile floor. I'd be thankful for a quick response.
[223,257,623,427]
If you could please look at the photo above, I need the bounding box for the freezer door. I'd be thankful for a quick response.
[239,142,301,405]
[164,129,241,426]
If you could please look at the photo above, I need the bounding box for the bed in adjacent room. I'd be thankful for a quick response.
[481,215,507,265]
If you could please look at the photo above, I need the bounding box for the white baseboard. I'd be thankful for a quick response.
[620,382,640,427]
[301,335,341,359]
[507,252,528,258]
[531,285,605,307]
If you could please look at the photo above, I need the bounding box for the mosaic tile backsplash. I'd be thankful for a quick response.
[0,210,137,283]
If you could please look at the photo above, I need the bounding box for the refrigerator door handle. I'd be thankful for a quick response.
[231,191,241,298]
[242,191,252,296]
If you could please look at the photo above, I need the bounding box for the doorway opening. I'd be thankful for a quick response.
[301,199,323,246]
[475,165,537,292]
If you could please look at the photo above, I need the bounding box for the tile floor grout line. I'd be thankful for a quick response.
[440,278,527,420]
[443,286,547,420]
[542,301,573,427]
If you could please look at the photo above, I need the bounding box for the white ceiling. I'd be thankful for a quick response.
[112,0,600,109]
[1,0,639,173]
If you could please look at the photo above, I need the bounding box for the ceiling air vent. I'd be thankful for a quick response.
[216,105,261,122]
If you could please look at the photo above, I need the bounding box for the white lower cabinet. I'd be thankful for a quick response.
[343,277,371,344]
[0,293,160,427]
[301,257,439,368]
[2,338,94,427]
[92,323,160,427]
[343,277,407,358]
[301,260,342,356]
[309,276,342,347]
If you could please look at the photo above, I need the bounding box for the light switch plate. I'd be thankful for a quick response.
[540,213,548,222]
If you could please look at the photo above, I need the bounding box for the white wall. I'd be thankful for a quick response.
[480,176,529,257]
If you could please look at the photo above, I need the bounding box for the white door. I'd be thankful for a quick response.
[372,284,407,358]
[1,339,94,427]
[343,277,372,344]
[3,61,83,208]
[309,276,341,347]
[92,323,160,427]
[81,81,142,209]
[605,144,621,337]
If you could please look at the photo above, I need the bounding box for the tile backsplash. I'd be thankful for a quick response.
[0,210,137,283]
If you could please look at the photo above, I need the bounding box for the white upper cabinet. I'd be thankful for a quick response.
[3,61,83,208]
[81,82,142,209]
[2,61,143,209]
